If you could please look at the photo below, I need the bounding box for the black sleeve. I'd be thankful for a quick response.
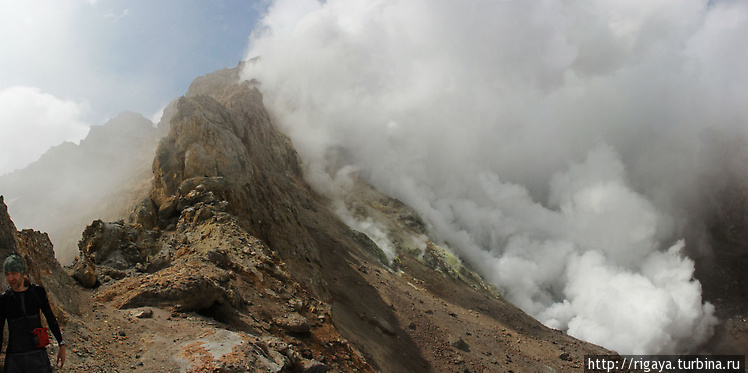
[34,286,63,344]
[0,294,6,352]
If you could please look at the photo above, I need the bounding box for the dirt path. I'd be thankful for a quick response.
[60,291,233,372]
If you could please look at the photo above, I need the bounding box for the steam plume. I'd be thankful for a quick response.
[241,0,748,353]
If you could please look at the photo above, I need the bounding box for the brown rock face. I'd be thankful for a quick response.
[145,82,324,289]
[0,196,19,259]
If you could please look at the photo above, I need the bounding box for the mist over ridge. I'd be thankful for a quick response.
[240,0,748,353]
[0,111,162,263]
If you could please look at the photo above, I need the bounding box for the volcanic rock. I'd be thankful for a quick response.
[132,308,154,319]
[79,219,161,269]
[452,337,471,353]
[97,257,230,311]
[300,359,329,373]
[71,256,98,288]
[273,312,311,334]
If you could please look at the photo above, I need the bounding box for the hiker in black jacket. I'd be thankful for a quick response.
[0,255,65,372]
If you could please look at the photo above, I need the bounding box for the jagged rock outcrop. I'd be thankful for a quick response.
[75,182,375,372]
[78,220,162,269]
[71,218,163,288]
[146,85,315,273]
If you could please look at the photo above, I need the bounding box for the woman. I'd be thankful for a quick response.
[0,255,66,372]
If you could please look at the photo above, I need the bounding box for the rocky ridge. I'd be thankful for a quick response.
[1,63,615,372]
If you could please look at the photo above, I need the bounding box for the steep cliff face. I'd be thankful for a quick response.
[144,84,324,288]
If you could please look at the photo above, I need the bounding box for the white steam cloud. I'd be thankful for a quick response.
[241,0,748,353]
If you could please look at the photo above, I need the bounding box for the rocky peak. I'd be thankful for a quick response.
[186,60,255,102]
[142,80,322,287]
[80,111,156,152]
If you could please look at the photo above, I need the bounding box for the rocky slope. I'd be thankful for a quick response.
[2,63,618,372]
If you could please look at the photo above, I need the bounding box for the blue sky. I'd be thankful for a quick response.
[0,0,266,174]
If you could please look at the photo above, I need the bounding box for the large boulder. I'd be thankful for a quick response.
[71,256,98,288]
[78,219,161,269]
[97,257,230,311]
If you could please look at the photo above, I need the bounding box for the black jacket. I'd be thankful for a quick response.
[0,284,63,354]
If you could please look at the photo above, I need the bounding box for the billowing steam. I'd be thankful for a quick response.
[242,0,748,353]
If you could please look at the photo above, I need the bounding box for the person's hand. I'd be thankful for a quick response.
[56,344,66,370]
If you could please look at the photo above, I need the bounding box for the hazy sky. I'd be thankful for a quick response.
[0,0,265,175]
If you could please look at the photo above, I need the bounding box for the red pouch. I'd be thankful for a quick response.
[32,327,49,348]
